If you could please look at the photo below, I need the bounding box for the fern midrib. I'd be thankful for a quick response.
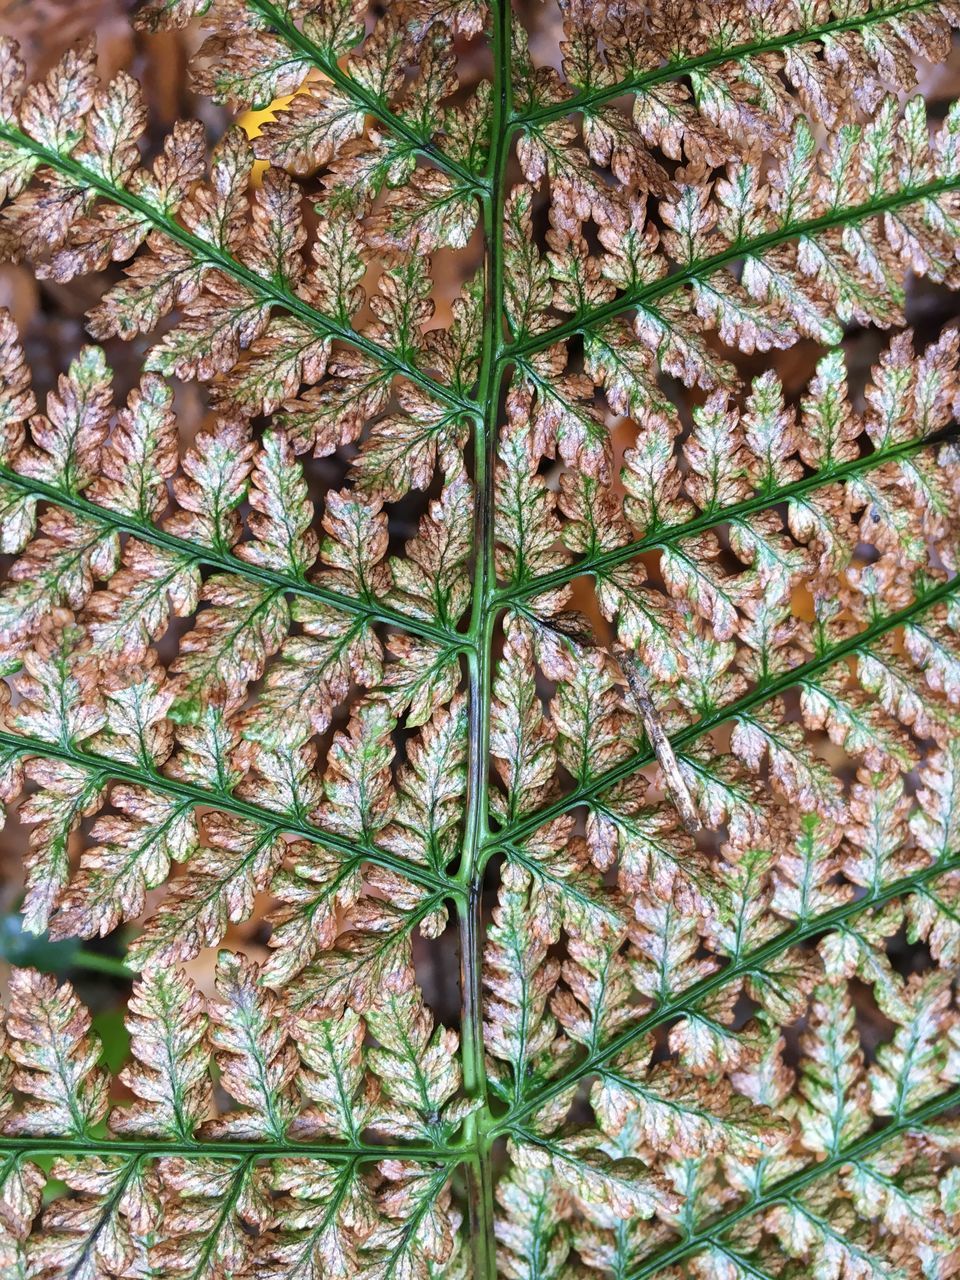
[495,431,955,603]
[502,173,960,361]
[489,569,960,855]
[186,1156,254,1280]
[497,852,960,1134]
[713,1243,772,1280]
[503,842,626,927]
[621,1083,960,1279]
[455,0,513,1275]
[278,1162,359,1276]
[380,1163,458,1279]
[513,0,938,127]
[0,124,471,416]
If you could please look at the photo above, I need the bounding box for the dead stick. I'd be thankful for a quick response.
[616,646,701,834]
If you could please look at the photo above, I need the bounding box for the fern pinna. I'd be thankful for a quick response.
[0,0,959,1275]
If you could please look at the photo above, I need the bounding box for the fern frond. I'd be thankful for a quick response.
[0,0,960,1275]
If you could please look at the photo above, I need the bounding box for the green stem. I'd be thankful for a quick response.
[0,463,461,647]
[623,1084,960,1279]
[513,0,940,128]
[495,430,955,604]
[70,948,134,979]
[497,851,960,1133]
[0,1133,453,1160]
[490,569,960,855]
[456,1,513,1275]
[502,174,960,362]
[247,0,487,191]
[0,725,458,897]
[0,125,471,416]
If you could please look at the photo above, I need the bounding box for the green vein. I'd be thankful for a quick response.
[488,569,960,855]
[496,431,954,604]
[495,852,960,1134]
[623,1084,960,1279]
[248,0,486,191]
[456,0,513,1274]
[502,174,960,362]
[184,1156,254,1280]
[513,0,941,128]
[62,1155,142,1280]
[0,725,458,897]
[0,464,462,648]
[0,125,471,416]
[0,1134,457,1160]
